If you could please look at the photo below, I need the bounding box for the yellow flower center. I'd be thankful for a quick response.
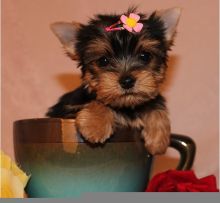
[126,18,137,27]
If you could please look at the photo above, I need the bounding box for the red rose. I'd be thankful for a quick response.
[146,170,219,192]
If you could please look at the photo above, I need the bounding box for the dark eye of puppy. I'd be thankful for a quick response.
[139,51,152,64]
[96,56,109,67]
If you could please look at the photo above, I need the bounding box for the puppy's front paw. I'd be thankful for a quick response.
[76,101,114,143]
[142,110,171,155]
[143,129,170,155]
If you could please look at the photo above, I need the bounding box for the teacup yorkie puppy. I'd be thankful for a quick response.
[46,7,181,155]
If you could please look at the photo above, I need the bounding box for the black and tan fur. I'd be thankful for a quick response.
[46,7,181,155]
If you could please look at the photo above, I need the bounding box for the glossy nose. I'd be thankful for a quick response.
[119,75,136,89]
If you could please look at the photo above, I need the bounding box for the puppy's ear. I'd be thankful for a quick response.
[50,22,82,60]
[157,7,181,43]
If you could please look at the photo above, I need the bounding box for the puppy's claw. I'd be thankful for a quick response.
[84,133,111,144]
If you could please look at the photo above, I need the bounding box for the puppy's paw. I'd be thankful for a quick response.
[142,109,171,155]
[143,130,170,155]
[76,101,114,143]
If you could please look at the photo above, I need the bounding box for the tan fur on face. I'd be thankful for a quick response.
[85,38,112,56]
[152,64,167,84]
[83,71,98,92]
[142,109,170,155]
[111,95,148,107]
[96,71,121,104]
[82,41,166,107]
[94,71,147,107]
[89,69,164,107]
[76,101,114,143]
[132,70,159,98]
[135,38,160,53]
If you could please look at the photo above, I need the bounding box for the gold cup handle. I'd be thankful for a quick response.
[170,134,196,170]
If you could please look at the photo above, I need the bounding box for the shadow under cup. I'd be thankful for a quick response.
[13,118,196,197]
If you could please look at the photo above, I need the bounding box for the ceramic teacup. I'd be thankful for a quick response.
[13,118,195,197]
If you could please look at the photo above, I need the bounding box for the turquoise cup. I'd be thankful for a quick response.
[13,118,195,197]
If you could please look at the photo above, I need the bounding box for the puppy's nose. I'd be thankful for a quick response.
[119,75,136,89]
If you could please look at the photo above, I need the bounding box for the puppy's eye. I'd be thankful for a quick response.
[96,56,109,67]
[139,52,152,64]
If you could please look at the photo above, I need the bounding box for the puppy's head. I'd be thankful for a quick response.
[51,7,181,107]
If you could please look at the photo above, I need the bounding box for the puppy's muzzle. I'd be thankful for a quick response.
[119,75,136,89]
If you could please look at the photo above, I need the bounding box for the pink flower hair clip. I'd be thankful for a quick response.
[105,13,143,33]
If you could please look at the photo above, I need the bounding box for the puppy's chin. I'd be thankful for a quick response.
[108,94,145,107]
[98,91,158,108]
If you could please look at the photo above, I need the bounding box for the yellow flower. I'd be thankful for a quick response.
[0,150,30,198]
